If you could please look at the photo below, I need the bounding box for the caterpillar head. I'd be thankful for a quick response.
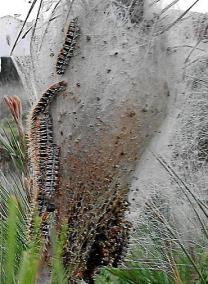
[58,80,68,91]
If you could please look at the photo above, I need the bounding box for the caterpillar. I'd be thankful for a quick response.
[56,17,80,75]
[35,113,56,215]
[37,144,60,214]
[27,81,66,255]
[27,114,51,243]
[35,144,60,253]
[44,145,60,198]
[38,112,53,175]
[27,80,67,181]
[31,81,67,120]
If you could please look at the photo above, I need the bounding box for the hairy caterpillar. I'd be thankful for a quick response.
[38,144,60,214]
[27,80,67,203]
[38,112,53,175]
[31,81,67,120]
[56,17,80,75]
[27,81,66,252]
[27,114,51,244]
[44,145,60,198]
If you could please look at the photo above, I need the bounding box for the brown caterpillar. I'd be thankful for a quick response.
[27,82,66,254]
[27,114,51,244]
[31,81,67,120]
[37,144,60,214]
[36,144,60,255]
[44,145,60,198]
[35,114,57,215]
[56,17,80,75]
[27,80,66,168]
[38,112,53,176]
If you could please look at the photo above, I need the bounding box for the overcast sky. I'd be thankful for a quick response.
[0,0,38,20]
[164,0,207,11]
[0,0,207,20]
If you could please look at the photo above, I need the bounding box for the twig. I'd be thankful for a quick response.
[151,206,206,284]
[184,39,202,64]
[10,0,39,55]
[39,0,64,51]
[21,15,59,40]
[158,0,180,17]
[168,44,205,52]
[150,151,208,238]
[31,0,44,41]
[157,0,201,35]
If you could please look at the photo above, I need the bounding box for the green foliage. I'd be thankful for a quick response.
[95,265,174,284]
[0,121,27,175]
[95,248,208,284]
[95,268,124,284]
[0,113,68,284]
[197,252,208,284]
[0,196,68,284]
[51,224,69,284]
[0,176,28,281]
[5,197,19,284]
[107,267,171,284]
[17,246,40,284]
[0,196,27,283]
[17,213,42,284]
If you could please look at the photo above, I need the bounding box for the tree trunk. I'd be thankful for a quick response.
[14,0,207,282]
